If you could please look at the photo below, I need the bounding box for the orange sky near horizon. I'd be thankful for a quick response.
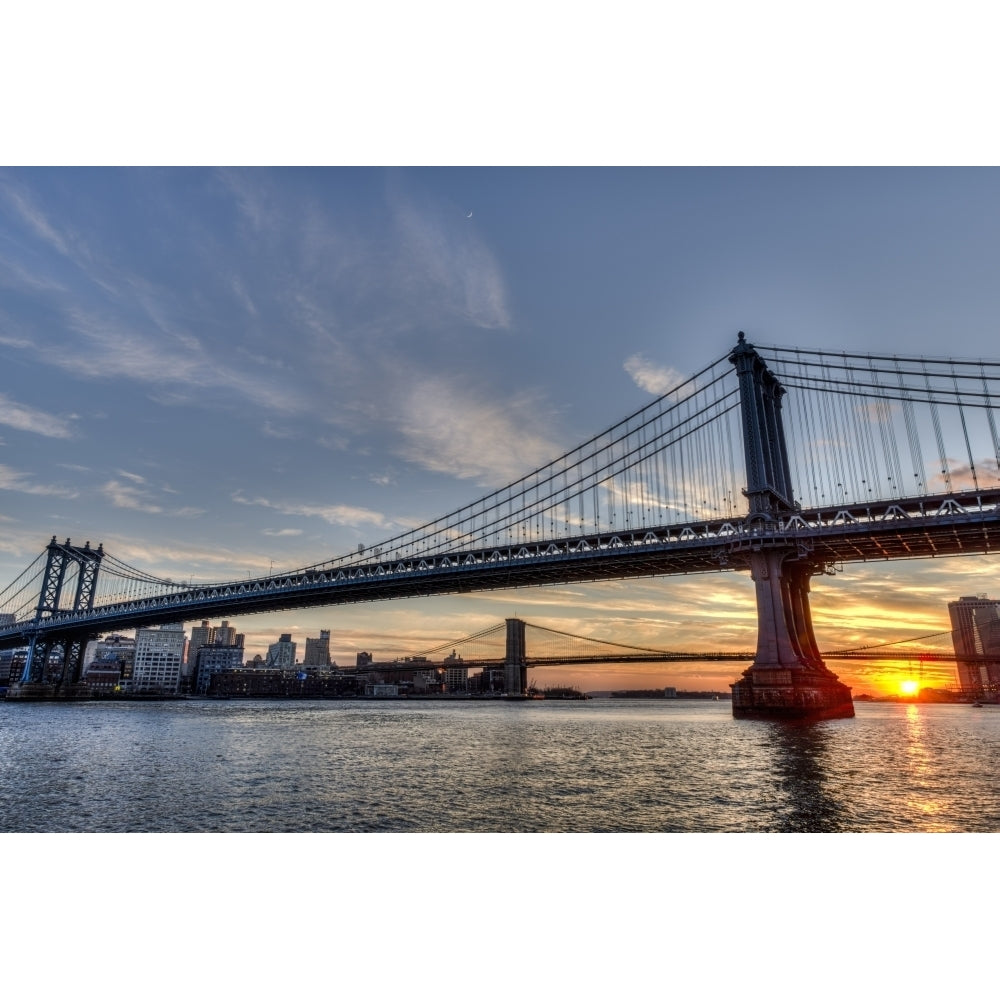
[212,551,992,698]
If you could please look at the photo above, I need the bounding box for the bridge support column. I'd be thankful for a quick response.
[504,617,527,697]
[731,549,854,720]
[729,333,853,720]
[10,633,95,699]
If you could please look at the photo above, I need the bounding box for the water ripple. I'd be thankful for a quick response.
[1,699,998,832]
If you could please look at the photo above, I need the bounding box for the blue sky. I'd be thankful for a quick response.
[2,167,1000,690]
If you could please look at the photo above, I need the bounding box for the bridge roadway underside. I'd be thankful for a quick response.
[1,490,999,649]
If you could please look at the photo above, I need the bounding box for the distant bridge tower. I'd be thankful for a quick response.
[504,617,527,696]
[17,537,103,693]
[728,334,854,720]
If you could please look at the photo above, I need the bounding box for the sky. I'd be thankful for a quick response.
[3,167,1000,693]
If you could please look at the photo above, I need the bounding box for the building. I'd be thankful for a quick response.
[186,621,245,690]
[948,595,1000,695]
[266,633,297,669]
[131,623,186,694]
[83,635,136,679]
[187,620,217,675]
[1,648,27,687]
[195,645,245,695]
[215,621,238,647]
[303,630,331,668]
[443,650,468,693]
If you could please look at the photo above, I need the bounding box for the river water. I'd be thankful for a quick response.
[1,697,997,832]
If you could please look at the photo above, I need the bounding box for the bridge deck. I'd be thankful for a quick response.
[1,489,997,648]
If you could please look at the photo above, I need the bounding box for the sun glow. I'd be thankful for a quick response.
[899,679,920,697]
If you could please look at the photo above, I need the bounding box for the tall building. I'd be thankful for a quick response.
[132,623,186,694]
[443,650,467,692]
[948,595,1000,695]
[303,630,331,667]
[187,621,216,673]
[266,633,297,669]
[215,620,238,647]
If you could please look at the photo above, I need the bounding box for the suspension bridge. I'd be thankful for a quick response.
[407,618,965,676]
[3,332,1000,717]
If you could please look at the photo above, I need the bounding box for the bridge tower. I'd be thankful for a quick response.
[728,334,854,720]
[504,617,527,696]
[15,537,103,695]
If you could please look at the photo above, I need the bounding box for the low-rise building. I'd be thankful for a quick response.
[195,645,246,695]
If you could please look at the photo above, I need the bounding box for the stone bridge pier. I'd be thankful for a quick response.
[728,334,854,720]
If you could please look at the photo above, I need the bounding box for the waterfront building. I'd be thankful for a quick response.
[83,635,136,679]
[266,633,297,669]
[948,595,1000,695]
[83,660,124,693]
[304,630,331,667]
[195,645,245,695]
[80,635,135,680]
[443,650,467,692]
[131,623,186,694]
[1,648,27,686]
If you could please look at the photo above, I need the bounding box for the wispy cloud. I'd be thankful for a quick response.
[262,528,304,537]
[233,492,394,530]
[101,479,204,518]
[393,377,562,484]
[0,464,78,498]
[0,393,74,439]
[624,354,687,395]
[102,480,163,513]
[2,183,72,257]
[6,303,307,417]
[390,188,511,331]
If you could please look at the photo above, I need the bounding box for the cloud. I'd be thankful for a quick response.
[390,191,511,331]
[0,393,74,439]
[0,464,78,498]
[261,421,296,440]
[116,470,147,484]
[94,535,274,579]
[233,492,394,530]
[1,183,72,257]
[0,254,67,294]
[6,303,307,417]
[624,354,688,396]
[101,479,204,518]
[393,378,562,484]
[102,479,163,513]
[216,168,276,234]
[262,528,304,537]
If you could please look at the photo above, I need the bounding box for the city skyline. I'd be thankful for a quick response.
[3,168,1000,694]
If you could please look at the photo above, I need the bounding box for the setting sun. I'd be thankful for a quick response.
[899,679,920,697]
